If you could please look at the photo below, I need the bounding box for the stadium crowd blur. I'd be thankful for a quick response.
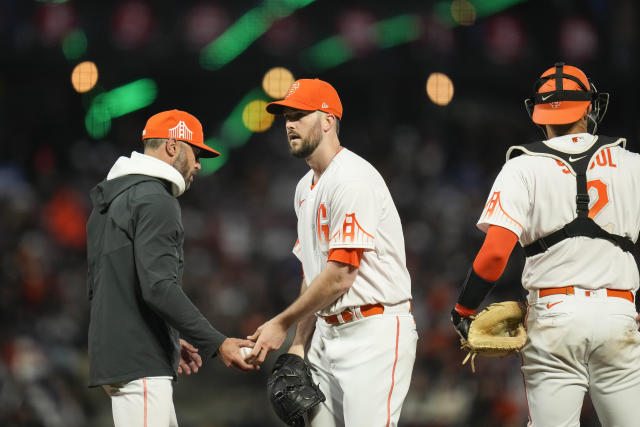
[2,1,639,426]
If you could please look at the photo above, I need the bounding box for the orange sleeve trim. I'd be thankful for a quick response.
[327,248,364,267]
[473,225,518,282]
[454,303,475,317]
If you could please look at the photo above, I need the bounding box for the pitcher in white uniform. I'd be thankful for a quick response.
[450,63,640,426]
[247,78,417,427]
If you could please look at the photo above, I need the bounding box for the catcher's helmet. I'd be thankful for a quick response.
[524,62,609,134]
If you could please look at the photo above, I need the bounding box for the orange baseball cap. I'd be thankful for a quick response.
[266,78,343,119]
[532,64,592,125]
[142,109,220,158]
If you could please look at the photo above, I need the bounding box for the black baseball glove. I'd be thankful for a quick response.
[267,353,325,426]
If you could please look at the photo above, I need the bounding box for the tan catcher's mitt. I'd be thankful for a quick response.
[460,301,527,372]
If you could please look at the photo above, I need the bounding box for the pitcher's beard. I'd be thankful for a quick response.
[290,121,322,159]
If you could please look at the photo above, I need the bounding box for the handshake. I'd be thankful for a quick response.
[181,316,292,373]
[180,317,323,426]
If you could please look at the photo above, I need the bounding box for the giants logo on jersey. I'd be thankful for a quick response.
[316,203,329,242]
[316,203,375,245]
[332,213,375,245]
[317,204,330,242]
[483,191,524,232]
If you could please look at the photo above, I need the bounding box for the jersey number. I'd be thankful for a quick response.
[587,179,608,218]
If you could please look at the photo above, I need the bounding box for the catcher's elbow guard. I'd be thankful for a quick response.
[457,266,496,311]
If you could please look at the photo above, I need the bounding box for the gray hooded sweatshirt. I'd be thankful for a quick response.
[86,152,226,387]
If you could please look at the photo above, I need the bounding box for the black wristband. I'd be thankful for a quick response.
[457,266,496,310]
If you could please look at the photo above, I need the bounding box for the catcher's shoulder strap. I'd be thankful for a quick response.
[506,135,633,257]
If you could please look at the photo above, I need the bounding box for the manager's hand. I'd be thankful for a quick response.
[218,338,259,372]
[178,339,202,375]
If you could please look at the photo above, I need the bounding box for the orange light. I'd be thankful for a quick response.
[426,73,454,106]
[262,67,295,99]
[71,61,98,93]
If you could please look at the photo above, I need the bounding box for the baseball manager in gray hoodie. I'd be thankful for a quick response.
[86,109,256,427]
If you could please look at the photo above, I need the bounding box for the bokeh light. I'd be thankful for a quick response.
[183,3,230,50]
[262,67,295,99]
[112,1,154,49]
[37,1,75,44]
[451,0,476,26]
[426,72,454,106]
[338,9,376,53]
[71,61,98,93]
[242,100,274,132]
[85,78,157,139]
[485,14,526,64]
[560,17,598,62]
[62,29,87,60]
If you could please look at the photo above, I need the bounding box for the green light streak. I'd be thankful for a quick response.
[200,8,270,70]
[375,15,423,49]
[85,97,111,139]
[303,36,353,72]
[200,0,317,70]
[200,138,229,174]
[472,0,527,16]
[101,79,157,118]
[221,88,269,147]
[85,79,157,139]
[198,88,270,175]
[434,2,456,27]
[62,29,87,60]
[279,0,316,7]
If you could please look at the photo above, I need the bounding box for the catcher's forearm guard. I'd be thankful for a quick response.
[267,353,325,426]
[457,266,496,311]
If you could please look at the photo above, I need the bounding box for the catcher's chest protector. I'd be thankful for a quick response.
[506,135,633,257]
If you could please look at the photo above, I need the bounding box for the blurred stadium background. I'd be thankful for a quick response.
[2,0,639,426]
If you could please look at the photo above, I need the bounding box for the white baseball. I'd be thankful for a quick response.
[239,347,253,360]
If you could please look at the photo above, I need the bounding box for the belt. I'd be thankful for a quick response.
[538,286,634,303]
[321,303,385,325]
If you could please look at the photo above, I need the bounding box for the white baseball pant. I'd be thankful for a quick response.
[522,288,640,427]
[307,301,418,427]
[103,376,178,427]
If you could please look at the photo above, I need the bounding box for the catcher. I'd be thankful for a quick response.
[451,63,640,426]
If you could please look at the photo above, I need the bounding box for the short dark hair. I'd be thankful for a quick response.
[142,138,166,151]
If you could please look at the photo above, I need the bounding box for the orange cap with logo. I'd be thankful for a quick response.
[142,109,220,158]
[531,64,592,125]
[266,78,343,119]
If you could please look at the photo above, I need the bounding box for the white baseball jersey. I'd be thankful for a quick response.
[477,133,640,292]
[292,147,411,316]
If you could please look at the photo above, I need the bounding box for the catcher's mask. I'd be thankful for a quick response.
[524,62,609,137]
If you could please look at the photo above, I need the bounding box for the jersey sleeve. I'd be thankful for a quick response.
[477,160,529,237]
[327,179,378,250]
